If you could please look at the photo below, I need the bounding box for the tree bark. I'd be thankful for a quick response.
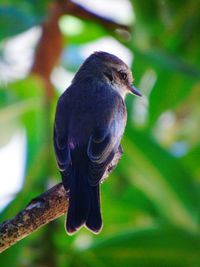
[0,183,68,253]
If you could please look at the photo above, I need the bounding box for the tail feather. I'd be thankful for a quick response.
[66,166,102,234]
[86,185,102,233]
[66,167,90,233]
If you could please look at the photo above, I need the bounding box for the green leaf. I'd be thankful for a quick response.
[181,145,200,181]
[0,0,52,39]
[60,15,108,45]
[0,76,48,221]
[0,78,43,147]
[101,175,157,233]
[0,7,36,40]
[76,226,200,267]
[130,47,199,126]
[119,125,198,231]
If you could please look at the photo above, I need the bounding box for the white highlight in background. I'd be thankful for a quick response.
[80,37,133,66]
[0,129,26,211]
[72,0,134,24]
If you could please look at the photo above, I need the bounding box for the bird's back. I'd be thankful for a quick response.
[54,76,127,234]
[65,78,127,145]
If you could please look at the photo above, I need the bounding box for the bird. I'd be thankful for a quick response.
[53,51,142,235]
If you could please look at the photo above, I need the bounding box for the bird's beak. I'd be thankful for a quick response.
[128,84,142,97]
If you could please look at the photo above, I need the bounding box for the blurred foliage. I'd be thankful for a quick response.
[0,0,200,266]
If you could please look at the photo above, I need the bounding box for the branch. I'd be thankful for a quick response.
[31,2,63,100]
[61,0,130,32]
[0,183,68,253]
[0,148,122,253]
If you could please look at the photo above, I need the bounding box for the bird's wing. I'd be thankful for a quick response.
[53,92,71,171]
[87,121,122,186]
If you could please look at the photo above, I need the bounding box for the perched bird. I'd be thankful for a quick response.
[53,51,142,234]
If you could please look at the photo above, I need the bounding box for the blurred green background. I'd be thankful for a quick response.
[0,0,200,266]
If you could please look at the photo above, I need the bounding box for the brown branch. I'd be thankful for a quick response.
[60,0,130,32]
[31,2,64,100]
[0,148,122,253]
[0,183,68,253]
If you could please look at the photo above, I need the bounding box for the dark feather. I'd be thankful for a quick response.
[53,65,127,234]
[53,126,70,171]
[86,185,102,233]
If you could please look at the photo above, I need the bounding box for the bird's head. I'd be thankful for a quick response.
[73,51,142,99]
[93,51,142,99]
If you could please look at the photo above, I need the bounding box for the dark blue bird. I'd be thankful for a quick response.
[53,51,142,234]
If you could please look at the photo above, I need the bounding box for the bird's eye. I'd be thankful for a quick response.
[119,71,127,80]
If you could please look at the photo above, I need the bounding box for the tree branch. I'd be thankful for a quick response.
[0,183,68,253]
[31,2,63,100]
[61,0,130,32]
[0,147,122,253]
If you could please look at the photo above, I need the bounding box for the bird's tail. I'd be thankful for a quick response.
[66,165,102,234]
